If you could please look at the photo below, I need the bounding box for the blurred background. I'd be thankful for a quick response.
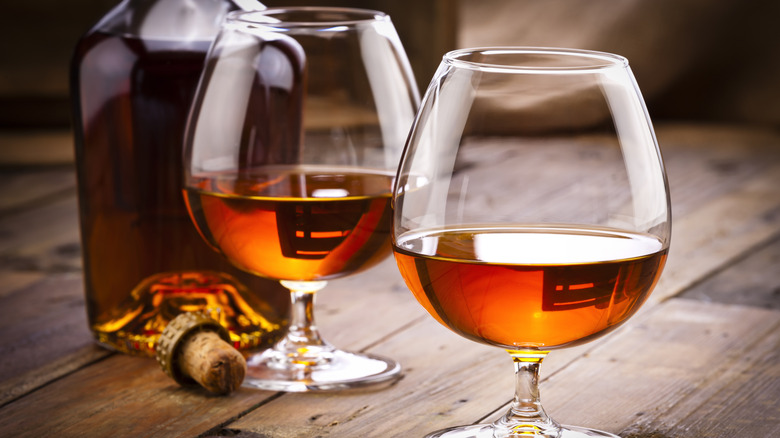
[0,0,779,164]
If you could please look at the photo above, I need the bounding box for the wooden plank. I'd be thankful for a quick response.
[650,159,780,304]
[0,353,275,438]
[0,345,109,407]
[0,167,76,214]
[35,288,768,438]
[639,323,780,438]
[0,157,91,404]
[648,124,780,305]
[656,123,780,218]
[227,315,514,437]
[679,234,780,310]
[536,299,780,438]
[0,273,98,401]
[0,193,82,272]
[0,271,42,298]
[226,299,780,437]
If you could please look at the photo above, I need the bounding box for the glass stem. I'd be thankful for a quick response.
[493,350,561,437]
[274,280,333,366]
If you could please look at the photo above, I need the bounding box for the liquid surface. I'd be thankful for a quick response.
[186,168,395,281]
[393,226,667,350]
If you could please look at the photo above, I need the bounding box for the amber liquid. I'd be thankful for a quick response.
[70,31,286,354]
[393,226,667,350]
[185,168,395,281]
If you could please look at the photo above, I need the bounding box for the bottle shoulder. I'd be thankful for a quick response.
[83,0,238,41]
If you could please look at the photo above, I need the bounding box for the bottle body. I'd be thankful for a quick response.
[71,0,285,355]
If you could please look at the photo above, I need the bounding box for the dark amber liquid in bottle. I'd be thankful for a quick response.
[71,30,287,355]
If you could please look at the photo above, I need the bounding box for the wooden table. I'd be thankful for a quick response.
[1,123,778,437]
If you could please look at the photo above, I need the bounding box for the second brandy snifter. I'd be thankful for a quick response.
[183,7,419,391]
[392,47,671,437]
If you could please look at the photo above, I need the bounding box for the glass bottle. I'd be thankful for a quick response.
[70,0,287,356]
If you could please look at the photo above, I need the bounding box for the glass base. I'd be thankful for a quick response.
[243,347,401,392]
[424,424,620,438]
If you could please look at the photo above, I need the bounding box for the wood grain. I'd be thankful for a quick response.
[0,167,76,213]
[0,192,81,285]
[650,159,780,304]
[679,233,780,310]
[555,299,780,438]
[0,273,100,405]
[0,354,273,438]
[0,123,777,438]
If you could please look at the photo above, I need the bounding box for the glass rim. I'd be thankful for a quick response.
[227,6,389,28]
[444,47,630,73]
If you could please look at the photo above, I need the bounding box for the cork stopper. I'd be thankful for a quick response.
[156,312,247,394]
